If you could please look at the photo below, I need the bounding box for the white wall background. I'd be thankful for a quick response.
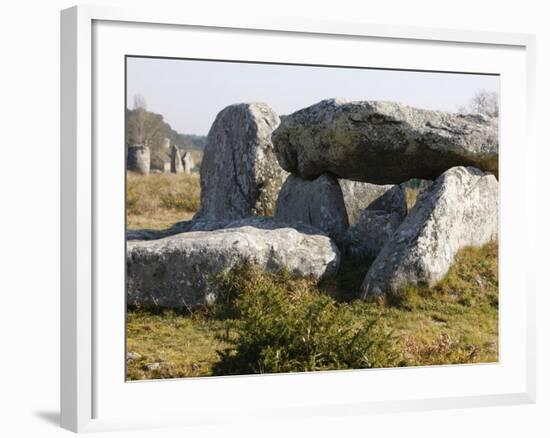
[0,1,547,437]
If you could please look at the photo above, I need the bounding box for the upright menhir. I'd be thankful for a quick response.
[125,57,499,380]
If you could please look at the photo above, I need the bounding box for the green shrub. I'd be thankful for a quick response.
[212,265,398,375]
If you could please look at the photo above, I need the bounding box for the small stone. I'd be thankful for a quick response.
[126,352,141,362]
[143,362,166,371]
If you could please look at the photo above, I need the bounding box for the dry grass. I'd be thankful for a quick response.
[405,186,419,212]
[375,242,499,365]
[127,172,200,229]
[127,242,499,379]
[126,311,229,380]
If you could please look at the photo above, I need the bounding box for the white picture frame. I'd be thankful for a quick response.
[60,4,537,433]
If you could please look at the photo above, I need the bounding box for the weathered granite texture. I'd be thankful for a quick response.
[338,179,407,224]
[195,103,288,220]
[273,99,498,184]
[343,210,403,261]
[361,166,499,298]
[275,174,349,244]
[127,217,340,308]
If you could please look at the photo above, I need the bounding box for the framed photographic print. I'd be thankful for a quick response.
[61,5,536,433]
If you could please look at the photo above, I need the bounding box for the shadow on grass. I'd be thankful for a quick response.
[317,256,373,302]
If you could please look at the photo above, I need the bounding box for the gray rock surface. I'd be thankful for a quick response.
[338,179,407,224]
[181,151,194,174]
[416,179,434,196]
[343,210,403,261]
[361,166,499,298]
[126,352,141,363]
[195,103,288,220]
[275,174,349,244]
[150,148,171,173]
[127,218,227,241]
[170,145,184,174]
[127,145,150,175]
[143,362,169,372]
[127,217,340,308]
[273,99,498,184]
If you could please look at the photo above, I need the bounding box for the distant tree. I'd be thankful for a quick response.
[126,94,164,147]
[459,90,499,117]
[125,96,208,172]
[175,133,208,151]
[133,94,147,111]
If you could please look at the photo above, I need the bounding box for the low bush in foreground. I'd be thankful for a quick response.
[212,265,398,374]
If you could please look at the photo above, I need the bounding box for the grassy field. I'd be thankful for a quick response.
[127,242,498,380]
[127,172,201,229]
[126,174,498,379]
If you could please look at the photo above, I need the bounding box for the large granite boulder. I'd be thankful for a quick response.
[343,210,403,261]
[275,174,349,244]
[195,103,288,220]
[127,217,340,308]
[361,166,498,298]
[127,145,150,175]
[273,99,498,184]
[338,179,407,224]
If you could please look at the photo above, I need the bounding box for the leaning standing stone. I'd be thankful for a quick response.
[273,99,498,184]
[361,166,499,298]
[195,103,287,220]
[127,145,150,175]
[170,145,184,174]
[275,174,349,245]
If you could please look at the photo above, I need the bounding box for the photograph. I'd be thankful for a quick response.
[1,0,545,435]
[124,56,500,380]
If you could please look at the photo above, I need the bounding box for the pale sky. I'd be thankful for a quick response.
[126,56,499,136]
